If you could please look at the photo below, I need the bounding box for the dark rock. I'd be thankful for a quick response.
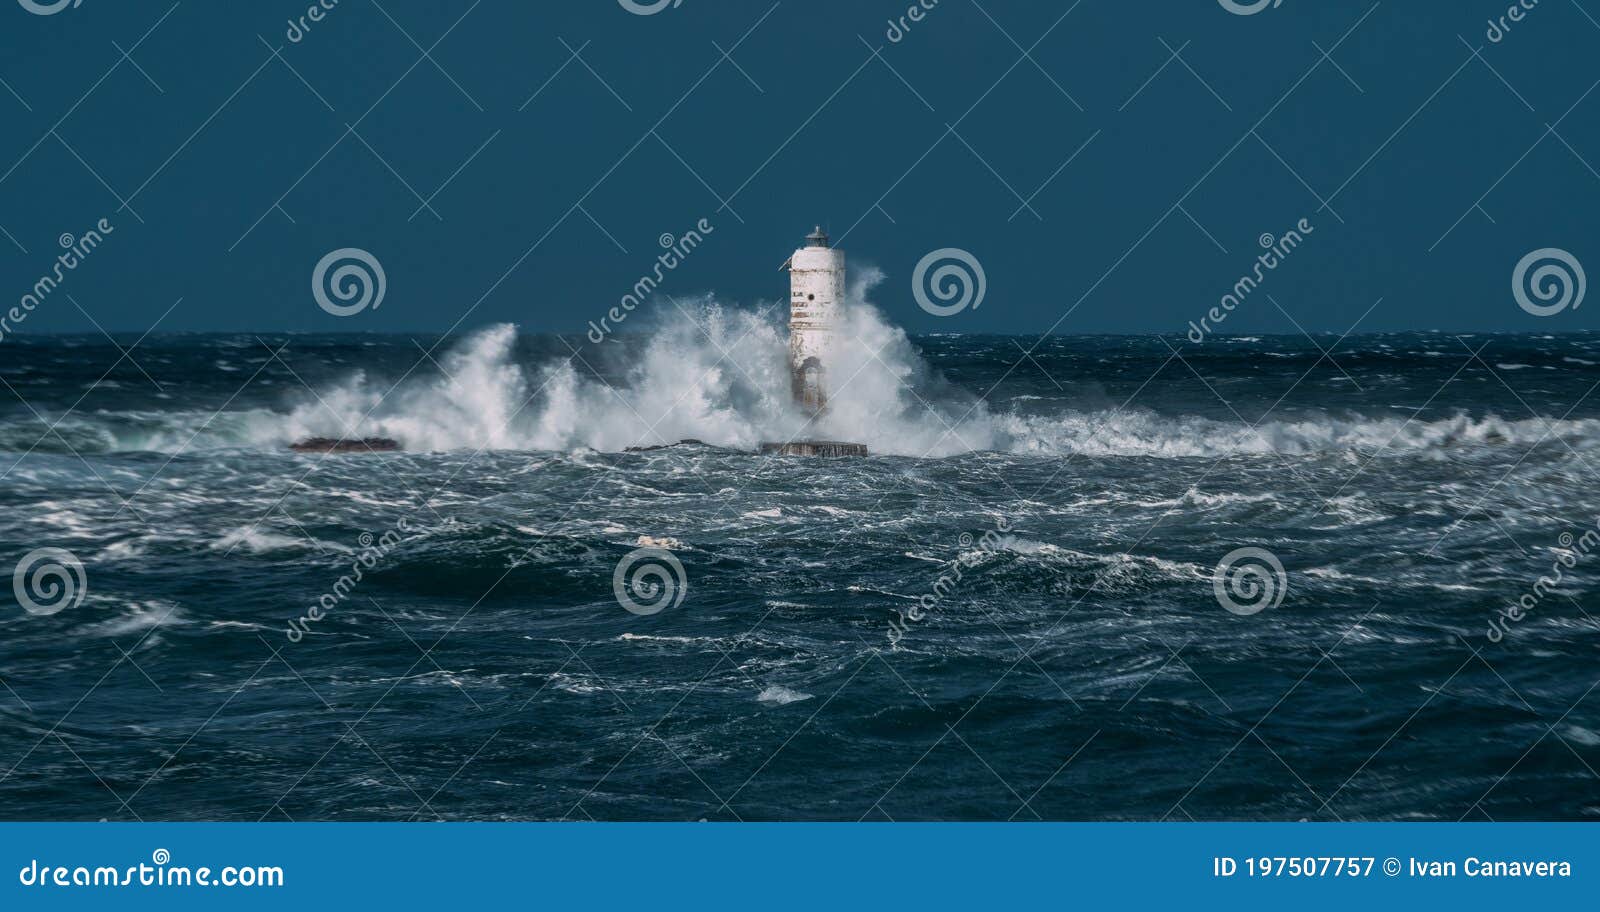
[289,437,402,454]
[758,440,868,457]
[624,438,708,453]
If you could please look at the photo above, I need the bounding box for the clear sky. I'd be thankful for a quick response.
[1,1,1599,336]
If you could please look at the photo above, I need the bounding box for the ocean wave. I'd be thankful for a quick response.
[6,310,1600,461]
[10,390,1593,463]
[756,685,814,705]
[210,527,313,554]
[990,410,1597,458]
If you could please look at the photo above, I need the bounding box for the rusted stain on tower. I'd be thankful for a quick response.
[762,226,867,457]
[781,226,842,414]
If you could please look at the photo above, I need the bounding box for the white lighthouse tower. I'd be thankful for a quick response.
[784,226,842,413]
[761,226,867,457]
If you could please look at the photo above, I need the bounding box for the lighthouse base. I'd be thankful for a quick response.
[759,440,869,457]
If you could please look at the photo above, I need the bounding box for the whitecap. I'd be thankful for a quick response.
[1565,726,1600,747]
[757,685,813,705]
[635,534,683,549]
[84,601,182,637]
[210,527,305,554]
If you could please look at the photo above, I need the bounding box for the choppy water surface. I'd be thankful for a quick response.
[2,321,1598,820]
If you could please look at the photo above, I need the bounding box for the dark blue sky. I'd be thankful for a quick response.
[2,1,1599,335]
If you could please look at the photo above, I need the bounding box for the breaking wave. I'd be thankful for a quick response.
[287,267,1000,456]
[7,274,1600,459]
[989,409,1595,458]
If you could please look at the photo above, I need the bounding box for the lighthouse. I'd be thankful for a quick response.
[760,226,867,457]
[783,226,842,413]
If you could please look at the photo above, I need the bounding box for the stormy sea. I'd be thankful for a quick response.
[2,302,1598,820]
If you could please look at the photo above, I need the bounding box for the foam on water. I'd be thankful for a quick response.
[6,287,1600,461]
[252,303,1600,458]
[756,685,814,705]
[3,327,1598,821]
[264,270,1002,456]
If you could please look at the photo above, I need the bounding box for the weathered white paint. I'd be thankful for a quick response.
[786,227,843,413]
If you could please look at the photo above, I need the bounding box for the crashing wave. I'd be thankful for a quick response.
[7,271,1600,459]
